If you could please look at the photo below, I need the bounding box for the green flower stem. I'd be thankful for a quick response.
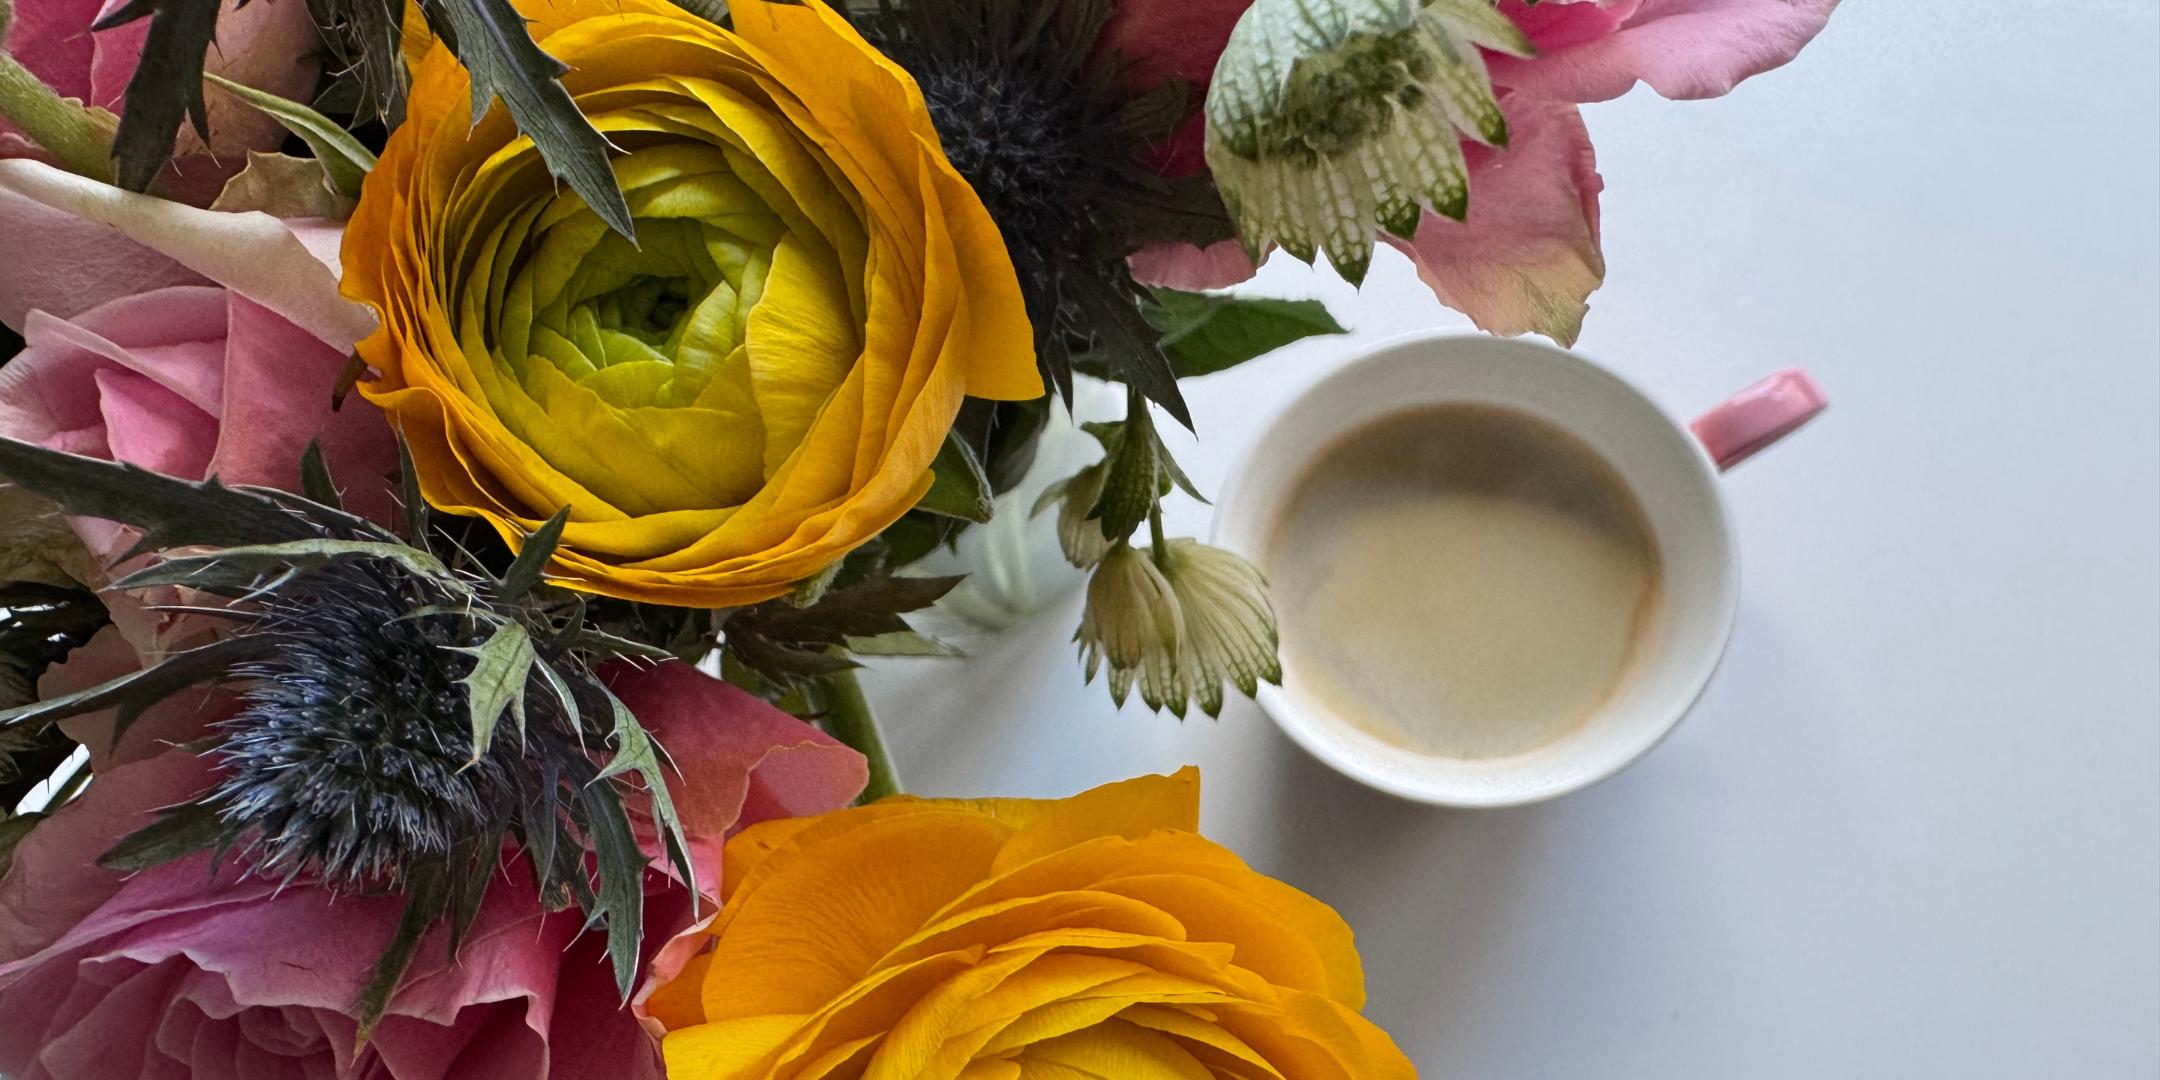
[820,668,901,803]
[0,0,116,184]
[1148,504,1171,571]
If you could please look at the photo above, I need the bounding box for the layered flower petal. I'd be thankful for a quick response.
[651,769,1415,1079]
[1490,0,1841,103]
[345,0,1040,608]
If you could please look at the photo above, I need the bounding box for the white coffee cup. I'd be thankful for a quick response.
[1211,332,1824,807]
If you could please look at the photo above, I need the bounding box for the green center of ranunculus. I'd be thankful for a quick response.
[452,125,870,517]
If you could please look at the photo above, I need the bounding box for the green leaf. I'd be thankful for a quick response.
[98,801,231,871]
[298,440,341,510]
[353,861,451,1046]
[1068,275,1192,431]
[1144,289,1346,379]
[97,0,219,192]
[916,433,994,523]
[453,621,535,758]
[576,779,648,999]
[422,0,634,241]
[845,630,962,658]
[496,507,569,601]
[113,540,453,596]
[593,686,693,889]
[203,72,378,199]
[0,635,271,736]
[561,627,678,662]
[0,436,389,557]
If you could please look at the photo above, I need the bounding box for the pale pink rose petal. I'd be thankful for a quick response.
[1491,0,1839,103]
[1127,238,1261,292]
[0,160,377,347]
[0,179,205,330]
[58,289,232,409]
[1384,96,1605,345]
[212,292,400,522]
[94,368,218,479]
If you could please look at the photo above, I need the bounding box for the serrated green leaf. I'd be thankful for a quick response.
[845,630,963,658]
[917,433,994,523]
[576,779,647,999]
[203,72,377,200]
[114,540,453,596]
[298,439,341,510]
[1068,276,1192,431]
[1144,289,1346,379]
[98,0,218,192]
[0,635,270,735]
[0,436,387,556]
[97,801,229,871]
[562,628,677,662]
[353,861,450,1046]
[497,507,568,601]
[454,621,535,758]
[424,0,634,241]
[593,687,693,888]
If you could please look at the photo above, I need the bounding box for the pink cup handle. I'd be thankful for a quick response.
[1690,367,1827,472]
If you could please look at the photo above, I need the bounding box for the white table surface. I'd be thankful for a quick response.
[861,4,2160,1076]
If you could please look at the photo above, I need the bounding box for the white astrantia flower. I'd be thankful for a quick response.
[1033,461,1117,569]
[1077,539,1282,719]
[1159,539,1282,719]
[1078,543,1187,710]
[1205,0,1535,284]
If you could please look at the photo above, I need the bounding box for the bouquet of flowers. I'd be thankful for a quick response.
[0,0,1833,1075]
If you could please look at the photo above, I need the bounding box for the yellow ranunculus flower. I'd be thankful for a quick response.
[343,0,1040,606]
[646,769,1418,1079]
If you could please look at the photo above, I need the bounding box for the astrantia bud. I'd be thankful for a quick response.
[1034,461,1117,568]
[1077,540,1283,718]
[1205,0,1535,283]
[1077,543,1186,711]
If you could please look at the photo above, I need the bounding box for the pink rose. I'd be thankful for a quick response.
[0,649,867,1080]
[1120,0,1835,342]
[1,0,324,202]
[0,159,393,645]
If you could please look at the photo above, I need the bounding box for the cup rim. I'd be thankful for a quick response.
[1210,329,1742,808]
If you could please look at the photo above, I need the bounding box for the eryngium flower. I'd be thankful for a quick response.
[1078,540,1282,717]
[207,562,532,889]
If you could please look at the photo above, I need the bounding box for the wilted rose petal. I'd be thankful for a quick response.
[1384,95,1605,344]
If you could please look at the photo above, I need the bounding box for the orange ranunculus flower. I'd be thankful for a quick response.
[645,768,1418,1079]
[342,0,1040,606]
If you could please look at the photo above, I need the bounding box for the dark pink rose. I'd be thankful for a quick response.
[0,651,867,1080]
[1,0,324,202]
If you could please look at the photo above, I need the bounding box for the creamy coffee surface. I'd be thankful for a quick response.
[1264,404,1662,760]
